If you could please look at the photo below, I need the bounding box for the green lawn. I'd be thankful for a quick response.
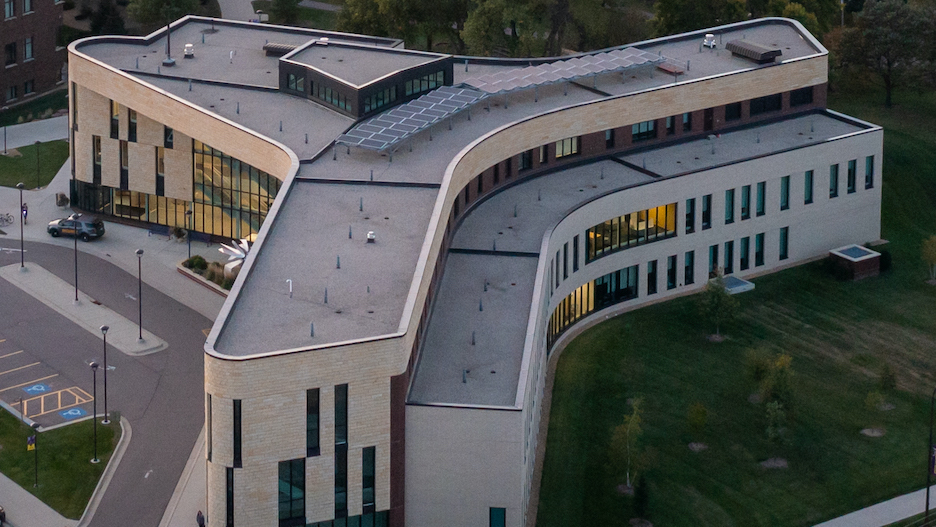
[251,1,338,30]
[0,140,69,189]
[537,85,936,526]
[0,411,119,519]
[0,90,68,128]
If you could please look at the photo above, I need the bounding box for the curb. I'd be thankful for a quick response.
[76,416,132,527]
[176,264,229,297]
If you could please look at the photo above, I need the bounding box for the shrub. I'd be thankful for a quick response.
[759,354,795,411]
[745,347,772,383]
[172,226,186,240]
[222,277,235,290]
[183,255,207,270]
[687,402,708,436]
[766,401,787,443]
[205,269,216,282]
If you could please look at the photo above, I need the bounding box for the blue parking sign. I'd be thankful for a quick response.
[23,383,50,395]
[59,408,87,420]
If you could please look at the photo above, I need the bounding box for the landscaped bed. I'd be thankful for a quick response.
[537,86,936,526]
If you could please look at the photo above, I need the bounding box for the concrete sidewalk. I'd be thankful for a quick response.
[158,427,206,527]
[1,115,69,151]
[813,487,936,527]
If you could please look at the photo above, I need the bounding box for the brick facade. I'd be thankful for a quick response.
[1,0,65,106]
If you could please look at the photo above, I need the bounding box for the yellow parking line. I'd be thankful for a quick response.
[0,373,58,393]
[0,350,24,360]
[26,387,92,418]
[0,362,40,377]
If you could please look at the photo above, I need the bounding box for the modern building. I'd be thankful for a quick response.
[1,0,65,107]
[67,16,882,527]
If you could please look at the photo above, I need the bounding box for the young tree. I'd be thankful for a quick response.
[697,273,739,337]
[610,398,643,488]
[923,235,936,280]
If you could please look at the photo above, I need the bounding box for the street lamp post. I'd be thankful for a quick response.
[926,386,936,525]
[74,215,79,302]
[31,422,40,487]
[100,325,110,424]
[136,249,144,342]
[16,182,24,269]
[90,362,100,464]
[186,208,193,260]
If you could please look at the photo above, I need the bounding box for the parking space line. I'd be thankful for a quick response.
[25,387,92,418]
[0,362,40,377]
[0,373,58,393]
[0,350,24,360]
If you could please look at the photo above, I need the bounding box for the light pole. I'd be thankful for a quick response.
[185,208,193,260]
[136,249,144,342]
[926,386,936,525]
[74,214,79,302]
[16,182,24,269]
[162,6,176,67]
[31,422,39,487]
[34,140,41,189]
[90,362,100,464]
[100,325,110,424]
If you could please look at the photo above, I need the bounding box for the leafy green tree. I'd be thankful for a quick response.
[337,0,390,37]
[269,0,301,24]
[610,398,643,488]
[90,0,126,34]
[759,353,794,410]
[127,0,198,28]
[765,400,786,443]
[696,273,739,337]
[653,0,746,37]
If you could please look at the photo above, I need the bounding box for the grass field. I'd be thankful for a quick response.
[0,90,68,128]
[0,411,119,519]
[251,0,338,30]
[536,85,936,527]
[0,140,69,190]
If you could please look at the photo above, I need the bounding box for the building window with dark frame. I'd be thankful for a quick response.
[24,36,32,60]
[725,102,742,121]
[287,73,304,92]
[492,163,499,185]
[362,446,376,513]
[666,115,676,135]
[22,0,30,12]
[335,384,348,519]
[605,129,615,149]
[755,232,765,266]
[790,86,813,107]
[585,203,678,263]
[206,394,212,462]
[701,194,711,230]
[647,260,657,295]
[741,185,750,220]
[164,126,174,149]
[829,163,839,198]
[804,170,814,204]
[539,145,548,164]
[865,155,874,189]
[750,93,782,115]
[685,198,695,233]
[519,150,533,171]
[156,147,165,196]
[4,0,14,19]
[233,399,242,468]
[740,236,750,270]
[572,235,579,272]
[92,135,101,184]
[666,255,677,290]
[128,110,137,142]
[725,188,735,224]
[780,175,790,210]
[110,100,119,139]
[682,112,692,132]
[5,85,16,102]
[23,79,33,95]
[306,388,319,457]
[226,467,234,527]
[632,120,656,142]
[555,136,579,158]
[119,140,129,190]
[5,42,17,65]
[708,244,718,278]
[278,458,305,527]
[756,181,766,216]
[779,226,789,260]
[563,242,568,279]
[490,507,506,527]
[684,251,694,285]
[847,159,857,193]
[724,240,734,275]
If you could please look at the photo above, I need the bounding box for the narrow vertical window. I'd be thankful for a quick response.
[865,156,874,189]
[278,459,305,527]
[492,163,499,185]
[701,194,712,230]
[539,145,548,164]
[725,189,735,224]
[335,384,348,519]
[490,507,506,527]
[756,181,766,216]
[24,36,32,59]
[363,446,376,513]
[847,159,857,194]
[724,240,734,275]
[829,164,839,198]
[92,135,102,185]
[306,388,320,456]
[780,176,790,210]
[119,140,129,190]
[206,393,212,462]
[128,109,137,142]
[233,399,242,468]
[755,233,765,266]
[605,129,615,149]
[563,243,568,279]
[156,146,165,196]
[23,0,31,13]
[164,126,174,149]
[3,0,13,19]
[666,116,675,135]
[666,255,677,290]
[555,253,560,288]
[110,100,119,139]
[647,260,657,295]
[779,227,789,260]
[682,112,692,132]
[572,235,579,272]
[740,237,750,271]
[804,170,814,204]
[685,198,695,233]
[740,185,750,220]
[684,251,694,285]
[520,150,532,170]
[708,244,718,278]
[71,82,78,131]
[226,467,234,527]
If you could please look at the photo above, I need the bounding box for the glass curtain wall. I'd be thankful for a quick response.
[585,203,677,262]
[547,264,638,347]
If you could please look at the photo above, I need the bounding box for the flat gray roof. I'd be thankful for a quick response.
[288,43,447,87]
[621,113,868,177]
[214,180,438,356]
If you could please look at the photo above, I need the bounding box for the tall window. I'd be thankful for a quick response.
[685,198,695,234]
[490,508,506,527]
[23,79,33,94]
[750,93,782,115]
[829,164,839,198]
[335,384,348,518]
[725,102,742,121]
[519,150,533,171]
[164,126,174,149]
[701,194,712,229]
[5,42,16,65]
[4,0,13,18]
[363,447,376,513]
[724,241,734,275]
[740,236,750,270]
[647,260,657,295]
[780,176,790,210]
[632,120,656,142]
[539,145,548,164]
[755,233,765,266]
[156,147,165,196]
[804,170,814,204]
[572,235,579,272]
[563,242,568,279]
[23,0,30,12]
[684,251,694,285]
[682,112,692,132]
[865,156,874,189]
[110,100,119,139]
[708,245,719,278]
[119,140,129,190]
[128,110,137,142]
[847,159,857,193]
[605,129,615,149]
[725,189,735,224]
[740,185,750,220]
[71,82,78,131]
[92,135,102,184]
[233,400,242,468]
[666,255,677,290]
[287,73,304,92]
[779,227,789,260]
[206,394,212,462]
[585,203,678,263]
[306,388,320,456]
[24,37,32,59]
[756,182,766,216]
[666,116,675,135]
[278,459,305,527]
[226,467,234,527]
[555,137,579,158]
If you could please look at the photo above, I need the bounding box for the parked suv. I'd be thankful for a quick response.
[47,214,105,241]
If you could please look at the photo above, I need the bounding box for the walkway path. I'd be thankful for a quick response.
[813,486,936,527]
[1,115,68,152]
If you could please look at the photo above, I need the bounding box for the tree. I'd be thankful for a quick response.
[90,0,126,34]
[653,0,746,37]
[610,398,643,488]
[838,0,922,107]
[127,0,198,29]
[269,0,301,25]
[697,272,739,337]
[923,235,936,280]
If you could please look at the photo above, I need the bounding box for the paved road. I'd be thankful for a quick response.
[0,240,210,527]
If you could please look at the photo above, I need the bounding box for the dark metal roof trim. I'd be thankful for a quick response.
[726,39,782,64]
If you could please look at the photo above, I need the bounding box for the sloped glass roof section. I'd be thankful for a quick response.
[336,85,485,151]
